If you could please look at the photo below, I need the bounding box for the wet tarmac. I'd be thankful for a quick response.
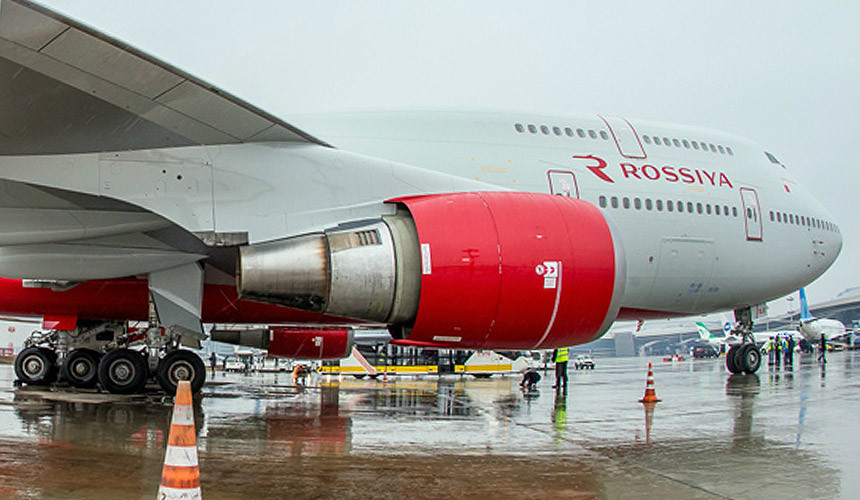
[1,352,859,499]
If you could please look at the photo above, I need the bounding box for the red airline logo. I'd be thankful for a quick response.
[575,155,733,189]
[573,155,613,183]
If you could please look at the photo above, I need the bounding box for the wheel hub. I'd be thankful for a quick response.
[73,360,93,376]
[170,362,193,382]
[24,356,45,377]
[110,361,133,383]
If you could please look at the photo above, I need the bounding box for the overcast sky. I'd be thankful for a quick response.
[40,1,860,317]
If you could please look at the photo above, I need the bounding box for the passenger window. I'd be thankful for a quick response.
[600,131,609,140]
[776,212,782,223]
[656,199,663,211]
[747,208,753,219]
[577,129,586,138]
[692,141,700,150]
[646,199,653,210]
[663,137,671,146]
[697,203,703,214]
[732,207,738,217]
[528,124,537,133]
[515,123,525,133]
[552,126,561,136]
[724,205,729,216]
[709,144,717,152]
[718,145,725,154]
[540,125,549,135]
[726,147,734,156]
[715,205,721,215]
[634,198,642,210]
[682,139,690,148]
[623,197,631,209]
[687,202,694,213]
[565,127,574,137]
[653,137,661,145]
[701,142,709,151]
[611,196,619,208]
[673,139,681,147]
[706,204,712,215]
[676,201,683,213]
[643,135,652,144]
[589,130,598,139]
[599,195,607,208]
[769,211,774,222]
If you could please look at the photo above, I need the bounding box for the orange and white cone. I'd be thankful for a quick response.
[639,363,661,404]
[157,380,201,499]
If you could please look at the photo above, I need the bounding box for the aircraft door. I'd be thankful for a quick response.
[740,188,763,241]
[599,115,647,159]
[547,170,579,198]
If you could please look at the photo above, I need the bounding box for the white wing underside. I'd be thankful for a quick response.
[0,0,329,155]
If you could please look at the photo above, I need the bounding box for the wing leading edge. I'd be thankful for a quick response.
[0,0,330,155]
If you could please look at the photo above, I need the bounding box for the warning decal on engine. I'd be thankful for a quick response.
[535,261,560,289]
[421,243,432,275]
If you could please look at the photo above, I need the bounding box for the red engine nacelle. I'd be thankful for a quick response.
[268,328,354,360]
[391,192,624,349]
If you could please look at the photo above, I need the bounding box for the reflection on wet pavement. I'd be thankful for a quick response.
[2,352,859,499]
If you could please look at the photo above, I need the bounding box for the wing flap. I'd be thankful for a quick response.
[0,0,329,154]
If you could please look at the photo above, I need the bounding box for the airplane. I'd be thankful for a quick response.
[0,0,842,394]
[797,288,846,343]
[695,321,740,352]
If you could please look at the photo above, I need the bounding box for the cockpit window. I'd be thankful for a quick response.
[764,151,784,167]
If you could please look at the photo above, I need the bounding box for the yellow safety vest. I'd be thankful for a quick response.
[555,347,569,362]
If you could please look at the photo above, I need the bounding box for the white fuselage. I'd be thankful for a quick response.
[799,318,846,342]
[288,111,842,317]
[0,111,841,321]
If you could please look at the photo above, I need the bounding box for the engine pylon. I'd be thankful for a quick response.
[639,363,661,404]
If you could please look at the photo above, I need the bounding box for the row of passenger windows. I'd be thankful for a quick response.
[596,194,840,234]
[598,195,740,217]
[641,134,733,156]
[769,210,839,233]
[514,123,611,141]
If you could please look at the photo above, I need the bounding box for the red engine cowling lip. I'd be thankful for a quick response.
[389,192,622,350]
[268,328,354,360]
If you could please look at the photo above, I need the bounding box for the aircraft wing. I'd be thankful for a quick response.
[0,0,330,155]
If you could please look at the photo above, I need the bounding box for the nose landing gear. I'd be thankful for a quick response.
[726,307,762,374]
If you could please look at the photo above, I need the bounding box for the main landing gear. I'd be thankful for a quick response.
[13,321,206,396]
[725,307,762,375]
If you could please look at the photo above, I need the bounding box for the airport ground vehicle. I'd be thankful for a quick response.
[0,0,842,394]
[573,355,595,370]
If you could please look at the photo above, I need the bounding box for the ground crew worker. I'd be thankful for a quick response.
[818,334,827,363]
[786,336,795,365]
[552,347,569,391]
[519,368,541,391]
[773,336,782,365]
[766,338,774,364]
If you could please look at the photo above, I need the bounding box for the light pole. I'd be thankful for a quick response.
[786,296,795,329]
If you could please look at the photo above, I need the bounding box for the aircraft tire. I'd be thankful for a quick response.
[726,345,743,374]
[14,346,58,385]
[62,348,101,388]
[739,344,762,374]
[156,349,206,396]
[98,348,147,394]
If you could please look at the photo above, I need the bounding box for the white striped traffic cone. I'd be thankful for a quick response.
[157,380,201,499]
[639,362,661,404]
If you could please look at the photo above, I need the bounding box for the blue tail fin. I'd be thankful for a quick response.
[799,288,814,321]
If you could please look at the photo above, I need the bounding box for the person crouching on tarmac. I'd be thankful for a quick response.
[552,347,569,391]
[520,368,541,391]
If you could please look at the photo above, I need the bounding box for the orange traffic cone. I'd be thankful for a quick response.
[157,380,201,499]
[639,362,661,404]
